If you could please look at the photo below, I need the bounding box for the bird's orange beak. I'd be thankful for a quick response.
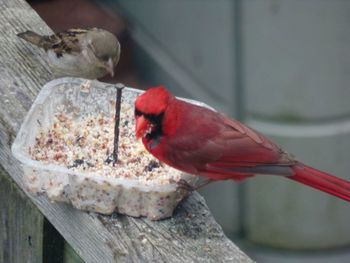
[135,115,148,139]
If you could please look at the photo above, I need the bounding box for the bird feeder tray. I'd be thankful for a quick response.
[12,77,203,220]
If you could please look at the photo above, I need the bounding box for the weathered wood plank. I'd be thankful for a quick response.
[0,167,43,263]
[0,0,253,262]
[0,1,50,261]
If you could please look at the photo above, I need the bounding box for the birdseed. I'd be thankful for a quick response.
[29,102,182,185]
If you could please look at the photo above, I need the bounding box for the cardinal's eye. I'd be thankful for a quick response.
[148,112,164,123]
[134,109,142,117]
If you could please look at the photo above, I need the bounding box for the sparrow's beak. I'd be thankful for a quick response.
[104,57,115,77]
[135,115,148,139]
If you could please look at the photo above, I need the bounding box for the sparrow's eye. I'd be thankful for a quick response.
[98,55,109,61]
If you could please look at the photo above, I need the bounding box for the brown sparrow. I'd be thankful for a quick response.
[17,28,121,79]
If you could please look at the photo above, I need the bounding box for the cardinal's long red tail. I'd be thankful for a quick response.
[289,164,350,202]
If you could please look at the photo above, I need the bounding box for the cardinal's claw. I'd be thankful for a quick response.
[194,178,213,190]
[176,179,195,192]
[169,178,194,192]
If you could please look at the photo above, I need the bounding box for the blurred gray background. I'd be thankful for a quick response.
[30,0,350,262]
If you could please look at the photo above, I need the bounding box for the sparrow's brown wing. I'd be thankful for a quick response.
[17,29,88,57]
[45,29,88,57]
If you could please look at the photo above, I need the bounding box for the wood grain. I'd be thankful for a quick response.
[0,168,43,263]
[0,0,253,262]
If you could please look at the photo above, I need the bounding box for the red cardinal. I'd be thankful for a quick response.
[134,86,350,202]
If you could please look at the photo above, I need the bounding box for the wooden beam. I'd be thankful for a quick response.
[0,167,43,263]
[0,0,253,262]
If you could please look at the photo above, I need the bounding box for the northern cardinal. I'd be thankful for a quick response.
[134,86,350,202]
